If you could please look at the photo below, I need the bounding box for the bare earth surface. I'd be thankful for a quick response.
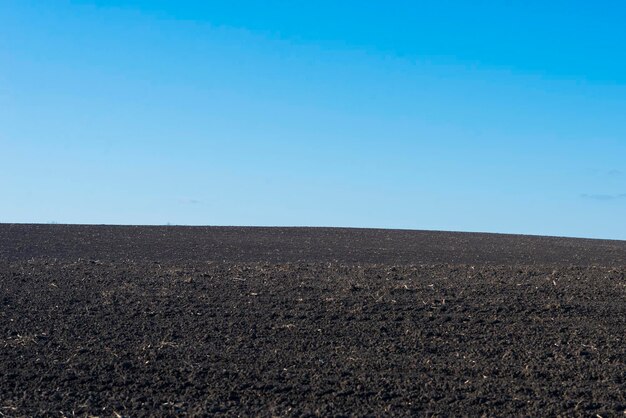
[1,224,625,416]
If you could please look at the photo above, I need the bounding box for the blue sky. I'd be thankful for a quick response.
[1,1,625,239]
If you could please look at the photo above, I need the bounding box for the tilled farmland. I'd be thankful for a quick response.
[1,224,625,416]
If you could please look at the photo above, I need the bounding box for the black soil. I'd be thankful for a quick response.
[1,224,625,416]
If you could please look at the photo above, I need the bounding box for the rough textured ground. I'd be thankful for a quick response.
[1,224,625,417]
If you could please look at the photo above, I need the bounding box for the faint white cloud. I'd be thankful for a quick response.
[178,198,202,205]
[585,168,623,177]
[581,193,626,201]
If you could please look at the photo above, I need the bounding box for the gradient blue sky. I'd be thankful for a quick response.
[2,1,625,239]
